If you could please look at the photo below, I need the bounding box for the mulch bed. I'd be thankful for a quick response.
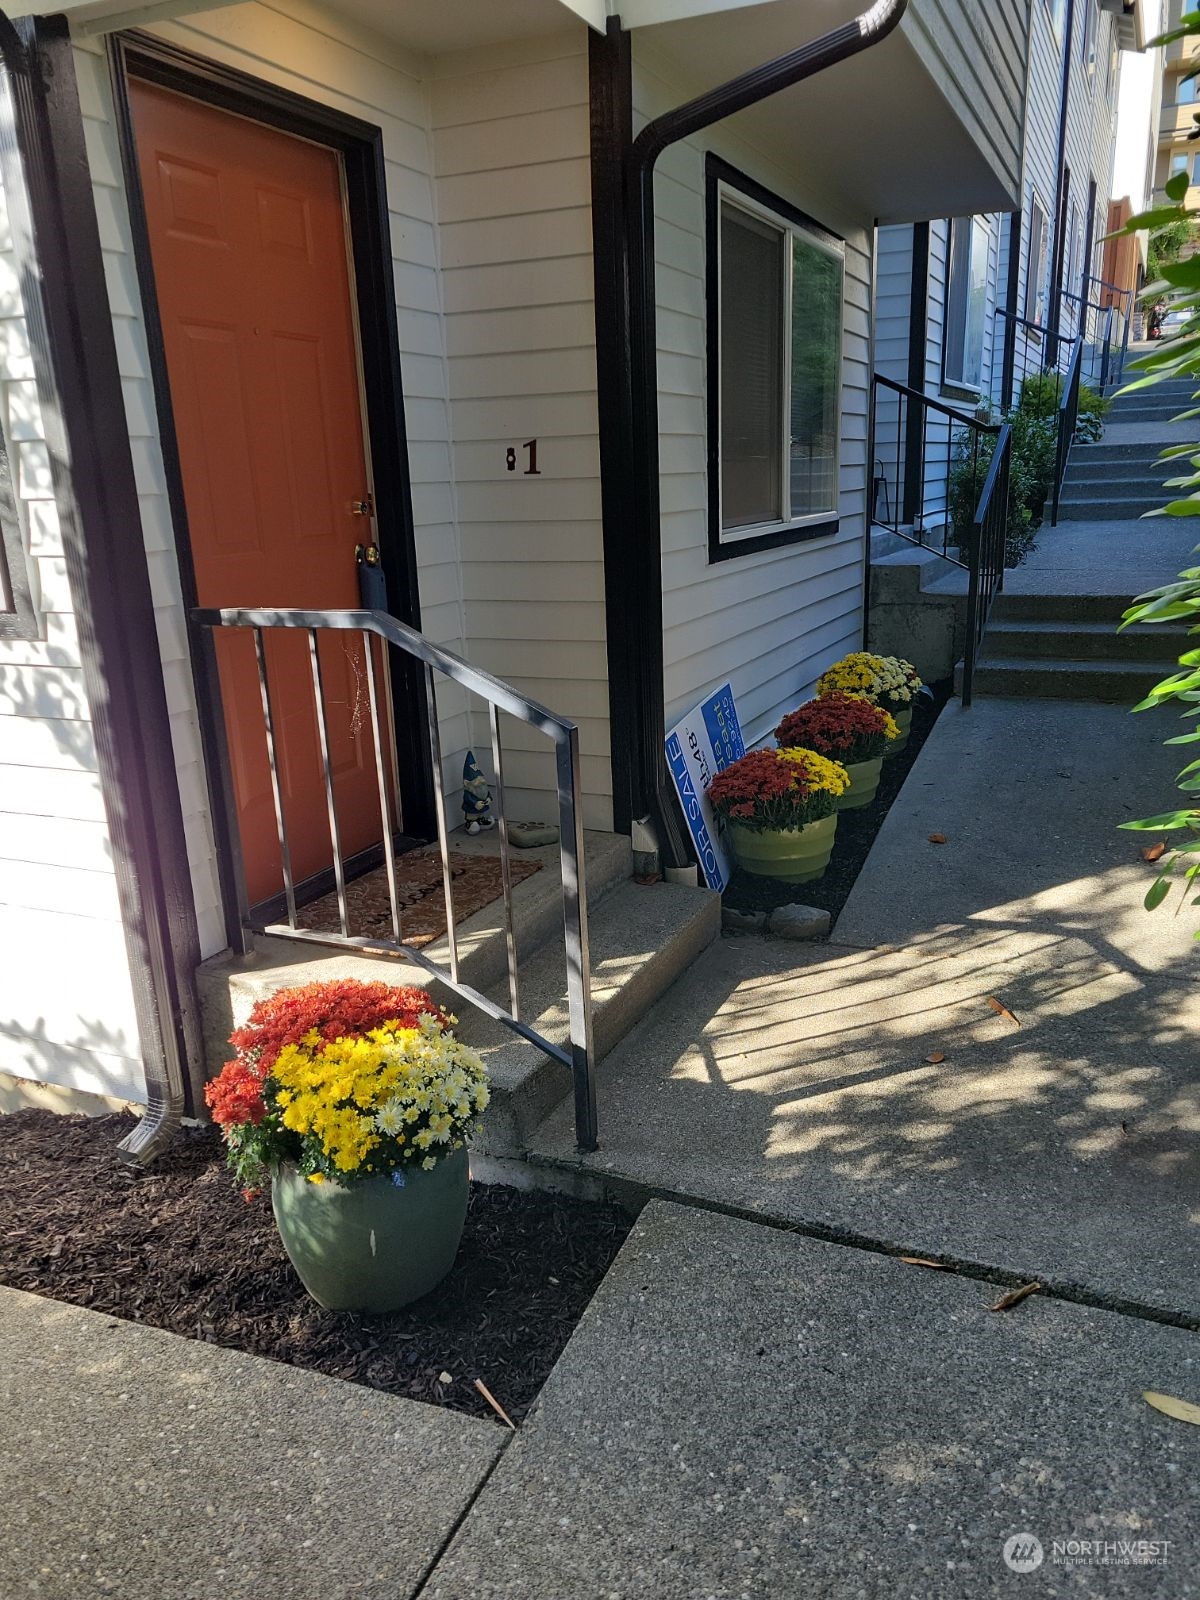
[722,678,953,925]
[304,846,540,946]
[0,1110,631,1426]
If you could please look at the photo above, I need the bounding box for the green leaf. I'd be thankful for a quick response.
[1164,500,1200,517]
[1121,811,1200,830]
[1146,876,1173,911]
[1117,205,1192,235]
[1167,171,1191,203]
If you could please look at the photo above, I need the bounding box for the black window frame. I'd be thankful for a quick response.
[705,154,843,564]
[0,427,36,640]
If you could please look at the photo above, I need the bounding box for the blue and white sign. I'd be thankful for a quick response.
[664,683,745,893]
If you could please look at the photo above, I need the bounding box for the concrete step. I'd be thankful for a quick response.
[196,828,634,1069]
[991,591,1131,624]
[1057,494,1165,519]
[1064,463,1173,485]
[982,618,1190,662]
[962,655,1178,702]
[464,878,720,1158]
[1108,406,1195,424]
[1071,440,1179,463]
[869,542,965,598]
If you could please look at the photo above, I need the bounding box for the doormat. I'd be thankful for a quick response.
[301,848,541,948]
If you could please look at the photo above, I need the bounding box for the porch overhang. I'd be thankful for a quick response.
[628,0,1026,224]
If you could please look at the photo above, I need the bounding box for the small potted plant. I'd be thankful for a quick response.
[774,693,898,810]
[815,652,923,756]
[706,746,849,882]
[205,979,489,1313]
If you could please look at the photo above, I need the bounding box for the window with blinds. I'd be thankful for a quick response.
[715,181,843,551]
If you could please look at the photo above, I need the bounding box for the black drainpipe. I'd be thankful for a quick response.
[1046,0,1076,365]
[611,0,910,864]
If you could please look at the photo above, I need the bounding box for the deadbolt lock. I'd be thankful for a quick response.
[350,493,375,517]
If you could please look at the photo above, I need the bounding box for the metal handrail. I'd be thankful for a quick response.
[872,372,1001,433]
[961,422,1011,709]
[1050,337,1083,528]
[869,373,998,571]
[192,604,598,1152]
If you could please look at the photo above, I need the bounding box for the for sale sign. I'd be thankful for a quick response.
[664,684,745,892]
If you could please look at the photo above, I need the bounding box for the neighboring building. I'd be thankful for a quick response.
[0,0,1030,1143]
[870,0,1146,638]
[1154,0,1200,206]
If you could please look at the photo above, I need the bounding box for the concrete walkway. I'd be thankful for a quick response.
[11,1206,1196,1599]
[429,1202,1197,1599]
[530,694,1200,1324]
[0,1286,504,1599]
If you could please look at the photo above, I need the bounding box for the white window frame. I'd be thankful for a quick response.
[1025,195,1050,326]
[714,180,844,550]
[942,215,992,394]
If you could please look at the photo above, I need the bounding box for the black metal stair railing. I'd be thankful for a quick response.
[193,605,598,1152]
[1050,336,1083,528]
[869,372,1002,570]
[961,422,1012,709]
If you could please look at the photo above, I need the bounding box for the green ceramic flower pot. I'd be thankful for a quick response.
[836,755,883,810]
[883,703,912,758]
[271,1143,469,1312]
[728,812,838,883]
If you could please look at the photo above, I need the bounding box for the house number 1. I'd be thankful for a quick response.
[506,440,541,476]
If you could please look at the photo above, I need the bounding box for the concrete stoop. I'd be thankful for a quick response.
[867,524,969,682]
[195,830,719,1158]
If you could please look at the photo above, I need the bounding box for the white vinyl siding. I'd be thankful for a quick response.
[0,120,145,1103]
[636,42,872,751]
[906,0,1028,205]
[430,28,612,831]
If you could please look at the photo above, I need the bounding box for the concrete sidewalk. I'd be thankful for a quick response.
[429,1202,1198,1598]
[530,696,1200,1324]
[8,1206,1197,1599]
[0,1287,504,1600]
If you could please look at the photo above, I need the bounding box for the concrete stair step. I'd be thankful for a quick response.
[982,618,1190,662]
[991,592,1131,624]
[1064,464,1173,485]
[196,828,634,1070]
[1108,407,1196,423]
[1071,441,1180,463]
[463,878,720,1158]
[961,655,1178,702]
[1057,495,1165,519]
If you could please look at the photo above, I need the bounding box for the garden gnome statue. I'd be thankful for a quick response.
[461,750,495,834]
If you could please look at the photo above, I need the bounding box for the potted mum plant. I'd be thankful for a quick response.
[205,979,489,1313]
[774,693,898,810]
[706,746,848,882]
[815,651,923,757]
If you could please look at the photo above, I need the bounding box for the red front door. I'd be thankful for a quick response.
[130,80,387,907]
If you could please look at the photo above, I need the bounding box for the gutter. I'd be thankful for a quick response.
[613,0,911,864]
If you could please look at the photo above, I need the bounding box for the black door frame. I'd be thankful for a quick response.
[107,30,435,949]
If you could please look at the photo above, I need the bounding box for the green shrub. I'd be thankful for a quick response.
[1016,369,1110,443]
[947,370,1110,566]
[948,405,1054,567]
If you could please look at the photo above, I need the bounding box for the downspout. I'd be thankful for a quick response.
[1046,0,1077,364]
[620,0,911,864]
